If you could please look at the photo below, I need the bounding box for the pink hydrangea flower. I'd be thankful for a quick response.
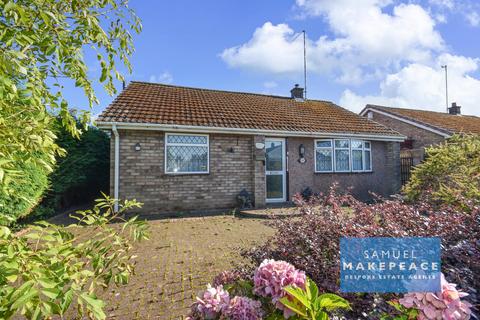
[399,274,472,320]
[253,259,306,318]
[187,284,230,319]
[225,296,263,320]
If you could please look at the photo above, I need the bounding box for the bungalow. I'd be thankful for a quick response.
[360,103,480,164]
[97,82,404,213]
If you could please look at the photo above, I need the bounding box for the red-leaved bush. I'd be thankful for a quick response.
[244,184,479,317]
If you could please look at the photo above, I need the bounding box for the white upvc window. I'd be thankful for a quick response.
[334,139,350,172]
[364,141,372,171]
[314,139,333,172]
[165,133,209,174]
[315,139,372,173]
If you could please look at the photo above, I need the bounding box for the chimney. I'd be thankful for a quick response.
[290,84,304,101]
[448,102,461,115]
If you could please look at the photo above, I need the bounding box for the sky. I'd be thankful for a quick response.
[63,0,480,117]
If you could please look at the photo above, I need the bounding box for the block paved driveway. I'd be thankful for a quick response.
[94,215,273,319]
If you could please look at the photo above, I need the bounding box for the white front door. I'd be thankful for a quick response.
[265,138,286,203]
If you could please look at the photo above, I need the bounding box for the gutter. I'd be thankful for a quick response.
[97,121,406,142]
[112,124,120,212]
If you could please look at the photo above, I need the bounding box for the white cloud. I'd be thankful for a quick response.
[221,1,443,84]
[427,0,480,27]
[466,11,480,26]
[340,54,480,116]
[221,23,305,74]
[428,0,454,10]
[149,71,173,84]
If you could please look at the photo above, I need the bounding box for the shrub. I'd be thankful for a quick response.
[403,134,480,211]
[0,195,149,319]
[0,160,49,226]
[244,186,479,316]
[32,120,110,219]
[187,260,348,320]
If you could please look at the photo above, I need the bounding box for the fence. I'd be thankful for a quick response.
[400,156,414,185]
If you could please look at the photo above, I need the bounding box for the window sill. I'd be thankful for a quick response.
[164,172,210,176]
[314,171,373,174]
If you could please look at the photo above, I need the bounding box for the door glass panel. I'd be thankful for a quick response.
[266,175,283,199]
[266,141,283,171]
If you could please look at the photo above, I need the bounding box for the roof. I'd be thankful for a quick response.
[97,82,402,139]
[362,104,480,136]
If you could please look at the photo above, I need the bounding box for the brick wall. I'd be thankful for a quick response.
[287,138,401,201]
[110,130,401,212]
[366,111,446,165]
[368,112,445,149]
[111,130,255,213]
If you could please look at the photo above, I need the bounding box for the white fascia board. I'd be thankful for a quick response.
[96,121,406,142]
[361,108,452,138]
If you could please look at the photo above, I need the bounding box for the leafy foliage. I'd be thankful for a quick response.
[0,157,49,225]
[189,262,349,320]
[403,134,480,211]
[280,278,350,320]
[245,185,479,317]
[0,0,140,189]
[380,301,418,320]
[33,120,110,218]
[0,195,149,319]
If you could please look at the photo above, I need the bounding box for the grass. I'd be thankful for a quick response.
[81,215,274,319]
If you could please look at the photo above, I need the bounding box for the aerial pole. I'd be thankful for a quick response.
[303,30,307,100]
[441,65,448,112]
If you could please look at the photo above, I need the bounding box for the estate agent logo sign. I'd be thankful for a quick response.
[340,237,441,293]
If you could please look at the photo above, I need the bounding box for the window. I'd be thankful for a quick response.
[315,140,333,172]
[364,142,372,171]
[165,133,209,174]
[334,139,350,172]
[315,139,372,173]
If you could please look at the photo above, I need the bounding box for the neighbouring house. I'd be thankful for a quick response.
[360,103,480,165]
[96,82,404,214]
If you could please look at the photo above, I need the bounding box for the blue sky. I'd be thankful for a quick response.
[63,0,480,117]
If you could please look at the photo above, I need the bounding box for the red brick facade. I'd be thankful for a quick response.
[111,130,401,214]
[365,111,446,164]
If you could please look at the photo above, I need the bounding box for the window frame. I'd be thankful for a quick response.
[351,140,367,172]
[334,139,351,172]
[363,142,372,172]
[164,133,210,174]
[314,138,373,173]
[314,139,334,173]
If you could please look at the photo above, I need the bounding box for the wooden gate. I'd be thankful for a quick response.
[400,156,414,185]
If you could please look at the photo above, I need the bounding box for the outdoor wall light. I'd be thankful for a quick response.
[298,144,306,163]
[134,143,141,151]
[255,142,265,150]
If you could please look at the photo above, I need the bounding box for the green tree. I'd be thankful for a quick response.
[403,134,480,211]
[33,119,110,219]
[0,0,140,190]
[0,160,49,225]
[0,195,149,319]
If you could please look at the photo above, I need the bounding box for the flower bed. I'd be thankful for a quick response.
[186,260,472,319]
[241,185,478,318]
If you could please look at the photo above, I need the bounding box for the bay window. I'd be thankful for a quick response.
[165,133,209,174]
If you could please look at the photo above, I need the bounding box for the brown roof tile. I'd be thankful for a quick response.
[97,82,401,137]
[366,105,480,135]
